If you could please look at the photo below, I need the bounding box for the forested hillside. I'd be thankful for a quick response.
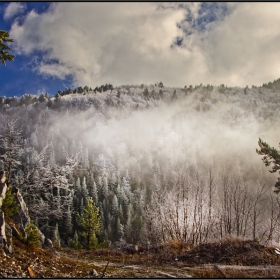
[1,82,280,249]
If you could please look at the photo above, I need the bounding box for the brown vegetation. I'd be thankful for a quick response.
[1,236,280,278]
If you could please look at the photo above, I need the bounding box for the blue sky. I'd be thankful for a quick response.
[1,2,280,97]
[0,2,73,97]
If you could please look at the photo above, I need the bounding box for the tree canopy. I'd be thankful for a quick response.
[256,138,280,193]
[76,197,101,249]
[0,30,15,66]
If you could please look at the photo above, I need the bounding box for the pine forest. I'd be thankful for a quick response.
[1,81,280,251]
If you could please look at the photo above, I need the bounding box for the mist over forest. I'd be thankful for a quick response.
[1,81,280,248]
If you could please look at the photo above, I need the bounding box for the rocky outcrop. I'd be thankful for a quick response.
[11,189,54,251]
[12,188,30,238]
[10,224,21,241]
[0,173,7,208]
[0,184,7,208]
[2,190,53,254]
[33,226,54,252]
[12,188,54,252]
[0,171,8,253]
[5,223,13,254]
[0,170,54,253]
[0,210,7,248]
[0,210,12,254]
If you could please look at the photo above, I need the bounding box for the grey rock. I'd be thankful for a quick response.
[5,223,13,254]
[38,229,45,246]
[11,225,22,240]
[0,171,6,184]
[12,188,30,237]
[43,238,56,252]
[0,182,7,209]
[3,244,13,254]
[0,210,7,249]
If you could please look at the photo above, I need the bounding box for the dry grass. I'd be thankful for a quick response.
[192,264,280,278]
[2,236,280,278]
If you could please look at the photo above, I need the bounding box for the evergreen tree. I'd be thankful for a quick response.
[99,175,108,201]
[70,230,82,249]
[143,88,149,99]
[25,221,40,248]
[124,205,132,242]
[0,115,26,186]
[256,138,280,193]
[80,197,84,215]
[111,216,123,242]
[88,172,97,199]
[81,176,89,205]
[63,205,73,237]
[0,30,15,66]
[172,89,177,100]
[111,194,119,217]
[53,222,61,247]
[159,89,163,99]
[1,185,19,217]
[76,197,101,249]
[38,93,47,103]
[84,148,90,169]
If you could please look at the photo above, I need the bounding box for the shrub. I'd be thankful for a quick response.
[1,186,19,217]
[25,221,40,248]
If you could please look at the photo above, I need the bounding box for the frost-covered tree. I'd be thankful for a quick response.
[0,115,26,186]
[14,145,77,237]
[81,176,89,205]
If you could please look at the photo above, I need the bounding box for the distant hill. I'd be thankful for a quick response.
[1,80,280,253]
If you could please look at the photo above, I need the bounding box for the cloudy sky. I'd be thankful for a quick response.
[1,2,280,97]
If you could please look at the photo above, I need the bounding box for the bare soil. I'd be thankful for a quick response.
[1,238,280,278]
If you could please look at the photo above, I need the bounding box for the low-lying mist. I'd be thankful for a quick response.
[4,83,280,245]
[33,86,279,187]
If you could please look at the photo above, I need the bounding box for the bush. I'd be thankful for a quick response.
[1,186,19,217]
[25,221,40,248]
[70,231,83,249]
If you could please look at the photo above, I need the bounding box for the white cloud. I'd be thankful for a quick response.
[9,2,280,88]
[4,2,26,20]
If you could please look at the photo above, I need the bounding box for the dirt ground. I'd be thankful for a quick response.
[1,237,280,278]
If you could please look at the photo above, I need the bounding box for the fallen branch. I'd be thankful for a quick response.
[213,264,227,278]
[155,270,176,278]
[101,260,109,278]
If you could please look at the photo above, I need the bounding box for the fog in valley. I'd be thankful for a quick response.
[1,83,280,247]
[31,85,279,183]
